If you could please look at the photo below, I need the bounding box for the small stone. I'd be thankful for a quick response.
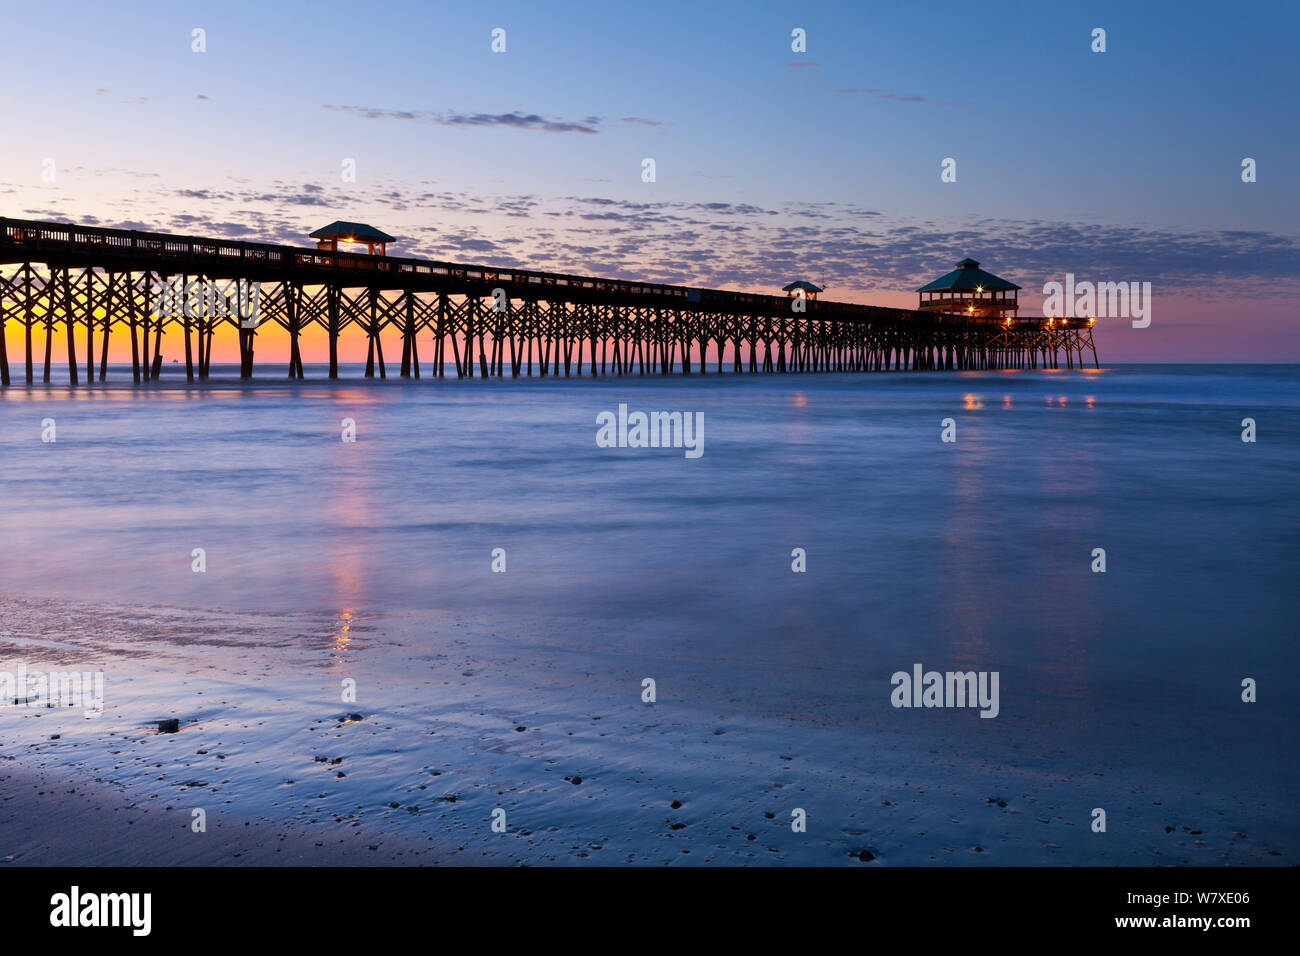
[157,719,180,734]
[670,799,683,809]
[857,850,875,862]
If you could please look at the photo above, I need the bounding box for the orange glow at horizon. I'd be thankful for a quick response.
[3,320,397,367]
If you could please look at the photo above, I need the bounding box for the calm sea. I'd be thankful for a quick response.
[1,364,1296,864]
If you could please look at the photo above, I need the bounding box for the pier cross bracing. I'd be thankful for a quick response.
[0,218,1099,386]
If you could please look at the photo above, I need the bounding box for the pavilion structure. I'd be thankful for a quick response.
[782,280,823,300]
[916,258,1019,321]
[309,221,397,256]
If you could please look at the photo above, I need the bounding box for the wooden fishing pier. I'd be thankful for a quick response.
[0,217,1099,387]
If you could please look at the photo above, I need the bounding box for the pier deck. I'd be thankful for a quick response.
[0,217,1099,386]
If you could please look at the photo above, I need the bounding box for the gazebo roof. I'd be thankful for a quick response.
[917,258,1020,292]
[782,280,824,293]
[309,221,397,243]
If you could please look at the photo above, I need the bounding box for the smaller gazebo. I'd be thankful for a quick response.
[782,280,823,300]
[309,221,397,256]
[917,258,1019,319]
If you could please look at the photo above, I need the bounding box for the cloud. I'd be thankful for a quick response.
[837,88,976,109]
[323,104,600,134]
[621,117,666,126]
[837,87,926,103]
[21,178,1297,306]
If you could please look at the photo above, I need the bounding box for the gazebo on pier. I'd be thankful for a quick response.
[917,258,1020,320]
[309,221,397,256]
[782,280,824,300]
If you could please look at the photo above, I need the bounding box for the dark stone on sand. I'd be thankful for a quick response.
[571,776,582,785]
[858,850,875,862]
[670,799,682,809]
[670,823,686,830]
[50,735,60,740]
[764,812,775,819]
[389,802,401,809]
[158,719,180,734]
[515,726,526,732]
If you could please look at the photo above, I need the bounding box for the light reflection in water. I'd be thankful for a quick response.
[334,608,354,653]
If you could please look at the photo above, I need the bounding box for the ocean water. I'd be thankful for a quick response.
[0,364,1296,864]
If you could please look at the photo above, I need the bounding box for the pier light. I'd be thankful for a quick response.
[310,220,397,257]
[916,258,1020,320]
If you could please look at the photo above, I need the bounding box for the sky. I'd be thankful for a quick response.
[1,0,1297,363]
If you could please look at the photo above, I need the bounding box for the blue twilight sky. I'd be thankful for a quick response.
[1,0,1297,359]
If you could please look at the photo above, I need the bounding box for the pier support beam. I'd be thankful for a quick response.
[62,268,78,385]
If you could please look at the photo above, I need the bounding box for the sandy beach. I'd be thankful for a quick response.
[2,368,1297,866]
